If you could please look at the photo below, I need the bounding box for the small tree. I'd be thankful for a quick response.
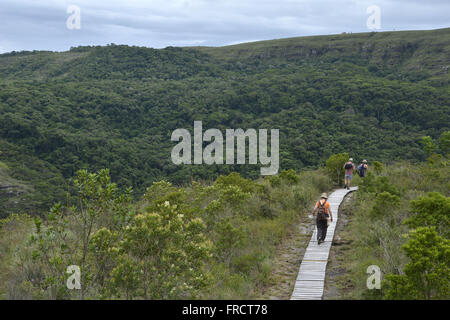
[420,136,438,157]
[370,191,400,217]
[214,172,256,193]
[404,192,449,238]
[439,131,450,156]
[71,169,132,298]
[383,227,449,300]
[278,169,300,184]
[28,169,133,299]
[326,153,349,186]
[111,201,212,299]
[214,217,246,267]
[372,161,383,175]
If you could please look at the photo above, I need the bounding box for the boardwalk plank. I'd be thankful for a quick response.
[290,187,357,300]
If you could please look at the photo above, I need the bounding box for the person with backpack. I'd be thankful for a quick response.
[312,193,333,244]
[343,158,355,190]
[357,160,368,178]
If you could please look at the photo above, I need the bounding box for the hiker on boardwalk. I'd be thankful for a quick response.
[312,193,333,244]
[357,160,368,178]
[343,158,355,190]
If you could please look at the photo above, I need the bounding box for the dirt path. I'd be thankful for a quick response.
[258,215,314,299]
[323,192,356,299]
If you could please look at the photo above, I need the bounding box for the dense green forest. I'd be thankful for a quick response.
[1,28,449,217]
[0,28,449,300]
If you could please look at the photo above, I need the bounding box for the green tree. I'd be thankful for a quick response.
[214,218,246,267]
[420,136,438,156]
[214,172,256,193]
[326,153,349,185]
[89,227,120,291]
[28,169,133,299]
[372,161,384,175]
[28,205,72,299]
[279,169,300,184]
[71,169,132,298]
[112,201,212,299]
[404,192,450,238]
[439,131,450,156]
[383,227,450,300]
[370,191,400,217]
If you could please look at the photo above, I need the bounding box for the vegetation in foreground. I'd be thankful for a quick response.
[0,168,330,299]
[1,137,448,299]
[329,148,449,299]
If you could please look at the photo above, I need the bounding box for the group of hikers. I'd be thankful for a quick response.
[344,157,368,190]
[312,158,368,244]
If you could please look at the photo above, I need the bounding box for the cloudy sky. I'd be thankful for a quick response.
[0,0,448,53]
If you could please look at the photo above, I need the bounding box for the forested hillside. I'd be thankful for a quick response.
[0,28,449,216]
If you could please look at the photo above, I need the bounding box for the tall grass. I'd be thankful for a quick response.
[339,158,449,299]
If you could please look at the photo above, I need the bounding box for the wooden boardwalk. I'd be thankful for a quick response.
[291,187,358,300]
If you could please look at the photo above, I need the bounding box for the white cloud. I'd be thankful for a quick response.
[0,0,448,52]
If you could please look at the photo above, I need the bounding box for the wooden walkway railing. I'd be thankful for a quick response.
[291,187,358,300]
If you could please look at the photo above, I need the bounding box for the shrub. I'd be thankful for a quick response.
[326,153,349,186]
[116,201,212,299]
[405,192,450,238]
[420,136,437,157]
[214,172,255,193]
[278,169,299,184]
[383,227,450,300]
[214,218,246,267]
[439,131,450,156]
[372,161,383,175]
[370,192,401,217]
